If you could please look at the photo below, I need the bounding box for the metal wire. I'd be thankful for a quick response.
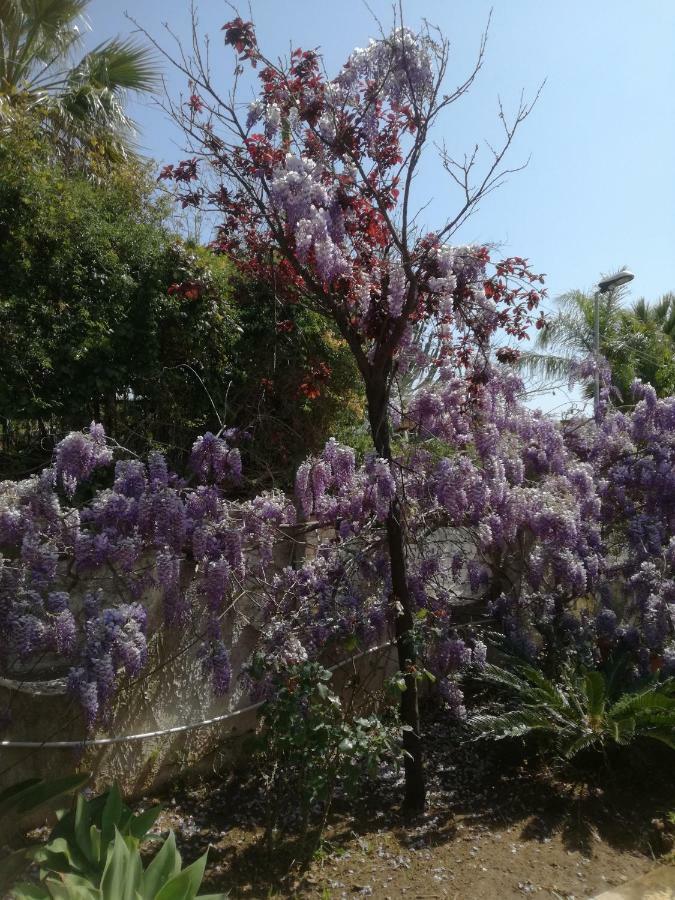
[0,640,396,750]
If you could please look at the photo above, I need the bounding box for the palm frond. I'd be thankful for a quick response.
[562,730,599,759]
[0,1,160,160]
[644,728,675,751]
[0,0,88,87]
[69,38,160,94]
[609,684,675,719]
[584,671,607,722]
[513,350,573,382]
[473,662,544,702]
[469,654,675,764]
[469,709,555,741]
[611,716,636,745]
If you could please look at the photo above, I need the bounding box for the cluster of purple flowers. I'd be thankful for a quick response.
[295,439,395,532]
[67,593,147,725]
[269,154,351,284]
[337,27,435,107]
[3,360,675,729]
[190,432,242,484]
[54,422,113,497]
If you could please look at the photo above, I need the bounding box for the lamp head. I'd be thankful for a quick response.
[598,269,634,293]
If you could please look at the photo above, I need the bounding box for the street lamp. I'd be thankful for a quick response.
[593,268,635,414]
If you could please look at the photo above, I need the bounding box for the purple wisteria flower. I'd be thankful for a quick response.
[54,422,113,497]
[190,432,242,484]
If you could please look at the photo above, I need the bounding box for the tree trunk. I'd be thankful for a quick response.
[366,375,426,812]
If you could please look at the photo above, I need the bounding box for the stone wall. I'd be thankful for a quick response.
[0,531,401,800]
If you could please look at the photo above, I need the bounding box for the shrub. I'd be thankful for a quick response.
[6,781,222,899]
[0,112,363,485]
[251,661,400,852]
[0,774,90,894]
[223,275,365,488]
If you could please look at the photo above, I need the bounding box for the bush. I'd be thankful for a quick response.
[250,661,400,852]
[0,113,363,485]
[0,114,233,473]
[0,774,90,893]
[224,277,365,487]
[5,781,222,899]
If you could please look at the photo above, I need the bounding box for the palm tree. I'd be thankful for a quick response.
[632,292,675,340]
[0,0,159,164]
[518,285,675,405]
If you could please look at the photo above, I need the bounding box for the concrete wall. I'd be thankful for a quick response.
[0,530,403,800]
[0,526,482,800]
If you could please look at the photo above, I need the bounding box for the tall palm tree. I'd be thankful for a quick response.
[518,285,675,405]
[0,0,159,164]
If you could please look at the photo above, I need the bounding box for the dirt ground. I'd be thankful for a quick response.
[141,711,675,899]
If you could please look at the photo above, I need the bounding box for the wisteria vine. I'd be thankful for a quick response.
[2,367,674,727]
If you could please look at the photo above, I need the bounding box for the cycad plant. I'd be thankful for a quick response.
[469,658,675,762]
[0,0,159,165]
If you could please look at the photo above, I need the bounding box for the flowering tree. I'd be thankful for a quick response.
[563,381,675,675]
[143,10,547,808]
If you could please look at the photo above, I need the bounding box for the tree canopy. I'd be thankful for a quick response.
[0,0,160,168]
[519,286,675,404]
[0,111,362,481]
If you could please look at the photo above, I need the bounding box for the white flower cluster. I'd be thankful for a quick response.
[428,245,458,295]
[387,264,407,317]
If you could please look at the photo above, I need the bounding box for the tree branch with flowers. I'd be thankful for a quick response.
[143,6,545,809]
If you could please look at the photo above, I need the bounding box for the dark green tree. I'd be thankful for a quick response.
[225,276,364,489]
[0,112,363,481]
[0,113,235,473]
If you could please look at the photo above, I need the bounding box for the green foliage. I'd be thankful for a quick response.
[225,277,365,487]
[0,0,160,168]
[628,293,675,396]
[0,114,234,475]
[518,286,675,403]
[7,782,223,899]
[11,829,221,899]
[0,774,91,821]
[0,774,91,894]
[469,656,675,762]
[251,661,399,850]
[35,781,163,884]
[0,114,363,484]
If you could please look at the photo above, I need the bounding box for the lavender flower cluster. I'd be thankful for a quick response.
[295,438,395,532]
[3,368,675,728]
[337,27,435,105]
[0,425,284,723]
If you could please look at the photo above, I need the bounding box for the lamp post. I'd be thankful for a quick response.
[593,268,635,415]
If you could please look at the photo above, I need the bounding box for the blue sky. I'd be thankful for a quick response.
[85,0,675,408]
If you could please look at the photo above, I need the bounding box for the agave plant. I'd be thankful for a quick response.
[469,658,675,761]
[7,781,225,899]
[12,829,224,899]
[33,781,164,885]
[0,773,91,894]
